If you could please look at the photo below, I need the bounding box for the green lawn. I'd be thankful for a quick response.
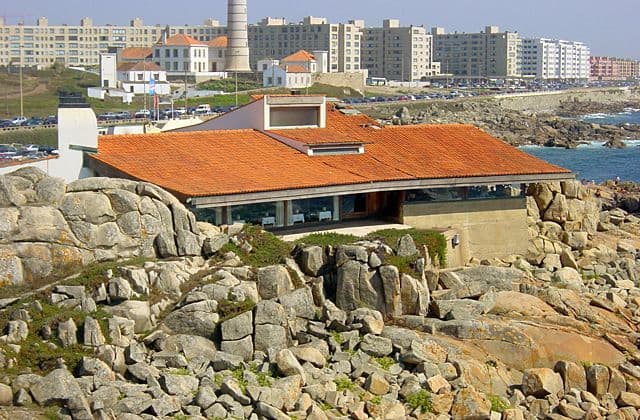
[0,65,363,119]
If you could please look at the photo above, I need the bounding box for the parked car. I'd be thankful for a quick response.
[0,145,18,157]
[115,111,132,120]
[11,116,27,126]
[43,115,57,125]
[134,109,151,119]
[22,144,39,152]
[195,104,211,114]
[0,120,12,128]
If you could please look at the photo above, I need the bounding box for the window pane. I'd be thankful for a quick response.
[291,197,334,223]
[231,202,277,225]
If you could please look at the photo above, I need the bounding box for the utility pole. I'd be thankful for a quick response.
[19,45,24,117]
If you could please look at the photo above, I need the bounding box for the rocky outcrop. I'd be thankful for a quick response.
[0,177,639,419]
[0,167,203,285]
[374,98,640,148]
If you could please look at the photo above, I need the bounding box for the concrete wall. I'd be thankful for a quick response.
[494,87,640,113]
[402,198,528,262]
[312,71,367,94]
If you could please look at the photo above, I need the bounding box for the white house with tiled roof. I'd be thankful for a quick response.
[116,61,170,95]
[154,34,209,74]
[260,50,325,88]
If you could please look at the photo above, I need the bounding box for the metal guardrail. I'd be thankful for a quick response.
[0,124,58,133]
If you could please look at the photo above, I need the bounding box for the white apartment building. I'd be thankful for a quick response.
[0,17,164,68]
[432,26,521,79]
[153,34,209,74]
[362,19,437,82]
[521,38,590,81]
[248,16,363,73]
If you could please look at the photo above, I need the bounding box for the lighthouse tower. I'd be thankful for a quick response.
[225,0,251,72]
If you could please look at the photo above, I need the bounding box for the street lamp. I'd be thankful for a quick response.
[19,44,24,117]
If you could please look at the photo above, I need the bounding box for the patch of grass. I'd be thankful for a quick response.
[366,228,447,267]
[231,225,293,267]
[197,78,263,93]
[43,406,63,420]
[372,356,395,371]
[334,376,355,392]
[487,394,511,413]
[232,366,249,393]
[319,401,333,411]
[406,390,432,413]
[383,254,420,277]
[488,394,510,413]
[62,256,151,292]
[168,368,191,376]
[217,298,256,323]
[0,298,112,376]
[248,361,273,387]
[295,232,361,247]
[0,128,58,147]
[371,395,382,405]
[331,331,344,345]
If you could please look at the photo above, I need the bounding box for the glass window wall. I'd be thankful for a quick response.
[230,202,277,226]
[291,197,334,224]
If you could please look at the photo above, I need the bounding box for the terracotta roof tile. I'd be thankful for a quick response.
[280,64,310,73]
[120,47,153,60]
[206,36,228,48]
[282,50,315,62]
[92,113,571,199]
[163,34,206,46]
[117,61,164,72]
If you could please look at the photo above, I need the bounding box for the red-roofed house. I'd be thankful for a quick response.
[207,36,228,72]
[154,34,209,75]
[89,95,573,263]
[116,61,170,95]
[259,50,321,88]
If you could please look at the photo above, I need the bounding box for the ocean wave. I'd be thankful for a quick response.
[582,113,609,119]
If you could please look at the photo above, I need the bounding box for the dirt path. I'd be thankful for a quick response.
[3,82,48,99]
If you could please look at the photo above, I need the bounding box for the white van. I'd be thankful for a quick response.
[195,104,211,114]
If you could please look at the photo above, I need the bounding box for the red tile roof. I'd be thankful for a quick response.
[206,36,228,48]
[117,61,164,72]
[120,47,153,60]
[92,111,571,199]
[163,34,206,46]
[282,50,315,62]
[268,106,379,145]
[281,64,310,73]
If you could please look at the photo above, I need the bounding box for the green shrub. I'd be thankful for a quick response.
[488,394,510,413]
[406,390,432,413]
[334,376,355,392]
[231,225,293,267]
[372,356,395,371]
[366,228,447,266]
[217,298,256,322]
[295,232,361,247]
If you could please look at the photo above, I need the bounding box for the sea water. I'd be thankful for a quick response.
[519,110,640,183]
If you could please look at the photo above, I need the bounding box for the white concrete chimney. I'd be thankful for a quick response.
[225,0,251,72]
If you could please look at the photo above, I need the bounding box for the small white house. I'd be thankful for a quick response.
[262,62,313,89]
[117,61,170,95]
[261,50,319,88]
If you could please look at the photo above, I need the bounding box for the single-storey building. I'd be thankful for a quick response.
[89,95,573,262]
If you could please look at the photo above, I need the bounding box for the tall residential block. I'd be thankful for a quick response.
[362,19,437,82]
[521,38,590,81]
[590,56,640,81]
[248,16,363,73]
[225,0,251,72]
[432,26,521,78]
[0,17,164,68]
